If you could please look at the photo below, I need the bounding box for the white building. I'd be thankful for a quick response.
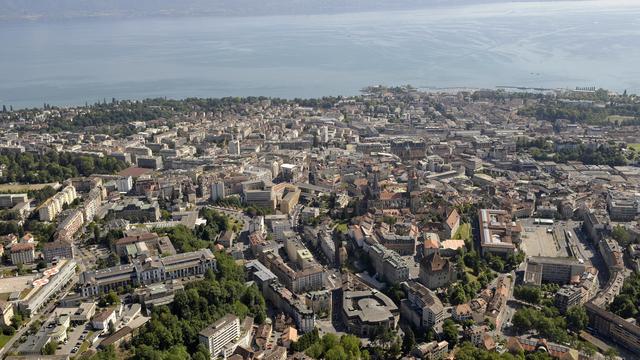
[199,314,241,359]
[211,182,226,201]
[116,176,133,193]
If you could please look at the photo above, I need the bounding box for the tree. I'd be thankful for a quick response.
[609,294,638,318]
[101,290,121,306]
[566,306,588,332]
[442,319,459,347]
[90,345,118,360]
[612,225,632,247]
[2,325,15,335]
[402,328,416,353]
[42,340,58,355]
[513,285,541,304]
[11,312,23,329]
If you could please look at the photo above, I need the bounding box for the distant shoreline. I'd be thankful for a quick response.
[2,85,616,111]
[0,0,587,23]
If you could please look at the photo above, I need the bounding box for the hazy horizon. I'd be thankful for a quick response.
[0,0,574,21]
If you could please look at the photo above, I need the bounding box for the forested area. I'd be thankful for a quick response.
[0,151,126,183]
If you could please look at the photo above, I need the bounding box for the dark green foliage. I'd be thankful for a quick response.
[212,197,242,208]
[455,342,524,360]
[88,345,118,360]
[23,220,56,242]
[290,328,320,352]
[47,103,172,132]
[511,306,569,343]
[442,319,459,347]
[195,208,230,242]
[609,273,640,319]
[0,221,20,237]
[304,333,366,360]
[402,328,416,353]
[612,225,634,247]
[244,205,274,217]
[0,151,126,184]
[158,209,233,252]
[158,225,208,253]
[42,341,58,355]
[554,144,627,166]
[566,306,588,332]
[513,285,541,304]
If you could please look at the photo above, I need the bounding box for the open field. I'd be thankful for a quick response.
[0,183,58,192]
[0,275,36,294]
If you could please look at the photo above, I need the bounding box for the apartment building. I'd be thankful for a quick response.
[83,186,104,222]
[260,251,324,293]
[0,193,28,208]
[400,281,444,330]
[42,240,74,262]
[39,185,77,221]
[585,302,640,356]
[56,209,84,242]
[264,282,315,333]
[368,242,410,285]
[10,243,35,265]
[607,190,638,221]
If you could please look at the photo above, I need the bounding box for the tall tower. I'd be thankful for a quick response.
[407,167,419,193]
[228,138,240,155]
[369,167,381,199]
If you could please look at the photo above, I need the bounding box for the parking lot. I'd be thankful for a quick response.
[519,219,568,257]
[58,323,91,355]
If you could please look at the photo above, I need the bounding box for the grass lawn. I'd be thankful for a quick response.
[464,266,478,281]
[607,115,635,123]
[335,223,348,234]
[628,143,640,152]
[0,183,57,192]
[0,334,13,349]
[454,223,472,241]
[75,330,95,356]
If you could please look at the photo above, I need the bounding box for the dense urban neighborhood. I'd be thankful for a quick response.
[0,86,639,360]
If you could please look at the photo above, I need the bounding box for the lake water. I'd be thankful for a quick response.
[1,0,640,108]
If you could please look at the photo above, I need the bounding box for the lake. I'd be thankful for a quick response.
[1,0,640,108]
